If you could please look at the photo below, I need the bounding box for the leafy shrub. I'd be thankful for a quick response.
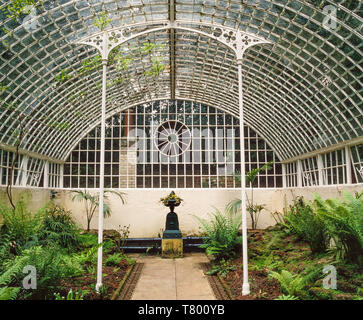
[39,204,80,249]
[283,197,329,254]
[312,192,363,266]
[206,259,236,278]
[68,244,101,267]
[269,270,306,296]
[250,253,283,272]
[0,195,45,247]
[105,253,123,266]
[0,245,79,299]
[78,232,98,248]
[194,208,241,261]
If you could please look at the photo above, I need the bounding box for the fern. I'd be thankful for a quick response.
[194,208,241,261]
[313,192,363,266]
[0,286,20,300]
[39,204,80,249]
[64,243,102,273]
[283,196,329,254]
[0,250,34,286]
[269,270,305,296]
[274,294,299,300]
[105,253,123,266]
[0,195,46,246]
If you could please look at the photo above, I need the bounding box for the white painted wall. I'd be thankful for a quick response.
[1,185,362,237]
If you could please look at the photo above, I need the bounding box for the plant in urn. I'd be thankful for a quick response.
[160,191,183,239]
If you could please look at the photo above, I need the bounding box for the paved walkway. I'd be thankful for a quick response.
[130,253,216,300]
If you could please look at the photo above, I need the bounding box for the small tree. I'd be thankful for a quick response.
[226,162,273,229]
[71,190,126,231]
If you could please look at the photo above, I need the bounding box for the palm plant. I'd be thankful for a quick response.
[227,162,272,229]
[71,190,126,231]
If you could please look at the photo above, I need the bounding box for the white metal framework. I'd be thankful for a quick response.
[0,1,361,163]
[63,100,283,189]
[0,0,362,296]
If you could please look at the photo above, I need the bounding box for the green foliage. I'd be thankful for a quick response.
[245,162,273,185]
[113,55,132,72]
[233,162,273,186]
[48,121,71,131]
[71,189,126,231]
[274,294,299,300]
[39,204,80,249]
[145,57,166,76]
[2,0,40,22]
[68,243,101,267]
[54,288,88,300]
[159,191,183,206]
[0,83,8,94]
[91,283,108,300]
[206,259,236,278]
[226,199,266,230]
[118,225,130,254]
[93,11,111,30]
[0,286,20,300]
[283,196,330,254]
[229,162,273,229]
[283,192,363,265]
[194,208,241,261]
[269,270,306,296]
[0,249,31,287]
[0,245,80,299]
[55,69,72,83]
[250,253,283,272]
[79,55,102,74]
[79,232,98,248]
[312,192,363,266]
[105,253,123,266]
[0,195,45,247]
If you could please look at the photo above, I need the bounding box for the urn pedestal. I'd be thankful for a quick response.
[162,198,183,258]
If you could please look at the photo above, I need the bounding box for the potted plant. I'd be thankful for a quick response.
[160,191,183,208]
[159,191,183,239]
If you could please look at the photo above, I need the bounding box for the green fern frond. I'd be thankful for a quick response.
[0,286,20,300]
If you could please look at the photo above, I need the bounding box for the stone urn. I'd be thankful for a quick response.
[163,198,182,239]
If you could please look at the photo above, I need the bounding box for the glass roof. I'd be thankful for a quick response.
[0,0,362,161]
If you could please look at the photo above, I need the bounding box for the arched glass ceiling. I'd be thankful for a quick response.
[0,0,362,162]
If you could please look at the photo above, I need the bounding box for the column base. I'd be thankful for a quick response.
[242,283,250,295]
[161,239,183,258]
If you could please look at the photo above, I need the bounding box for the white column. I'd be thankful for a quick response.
[317,154,324,186]
[345,146,352,184]
[43,160,49,188]
[96,57,108,292]
[237,59,250,296]
[282,163,286,188]
[297,160,302,187]
[59,164,64,188]
[20,155,28,186]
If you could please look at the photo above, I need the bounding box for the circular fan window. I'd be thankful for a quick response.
[155,121,191,157]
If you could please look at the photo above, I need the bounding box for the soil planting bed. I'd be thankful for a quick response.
[59,256,130,300]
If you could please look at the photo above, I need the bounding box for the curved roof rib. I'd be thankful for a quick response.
[0,1,361,162]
